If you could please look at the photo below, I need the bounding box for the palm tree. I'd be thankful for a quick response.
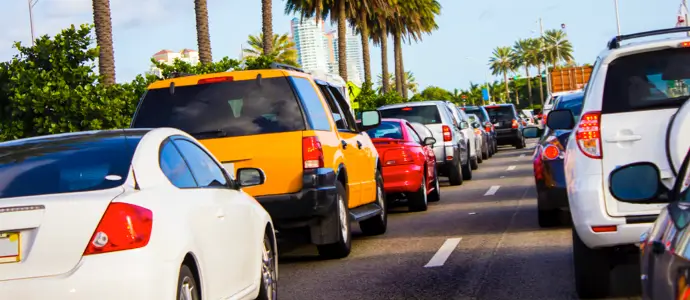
[543,29,574,68]
[404,71,418,95]
[526,38,545,106]
[376,71,416,95]
[195,0,213,64]
[364,6,393,93]
[244,33,299,66]
[262,0,273,55]
[92,0,116,85]
[512,39,532,105]
[489,46,514,102]
[347,1,392,85]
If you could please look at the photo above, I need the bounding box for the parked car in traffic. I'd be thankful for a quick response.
[523,91,584,228]
[131,63,387,259]
[0,128,278,300]
[467,113,490,162]
[446,102,480,170]
[461,105,497,155]
[484,103,526,149]
[378,101,473,186]
[363,119,440,212]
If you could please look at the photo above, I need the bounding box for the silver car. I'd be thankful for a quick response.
[378,101,473,185]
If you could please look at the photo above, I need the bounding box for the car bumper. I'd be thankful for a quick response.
[254,168,337,229]
[382,164,423,194]
[0,248,176,300]
[495,128,519,144]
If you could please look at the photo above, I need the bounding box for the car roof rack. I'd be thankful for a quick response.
[269,62,305,73]
[608,26,690,50]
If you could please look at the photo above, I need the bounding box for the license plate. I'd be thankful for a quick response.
[0,232,20,264]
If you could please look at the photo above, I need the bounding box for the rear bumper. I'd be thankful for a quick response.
[254,168,337,229]
[537,159,568,210]
[495,129,520,144]
[382,164,423,194]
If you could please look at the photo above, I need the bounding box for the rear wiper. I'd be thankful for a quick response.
[190,129,229,139]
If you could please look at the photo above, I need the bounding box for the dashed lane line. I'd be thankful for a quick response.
[424,238,463,268]
[484,185,500,196]
[506,165,516,171]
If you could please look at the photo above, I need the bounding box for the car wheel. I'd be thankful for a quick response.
[470,155,479,170]
[408,173,428,212]
[515,136,525,149]
[177,265,200,300]
[317,181,352,259]
[257,233,278,300]
[482,142,489,160]
[462,151,473,180]
[428,167,441,202]
[448,158,463,186]
[360,170,388,235]
[476,150,483,163]
[573,229,611,299]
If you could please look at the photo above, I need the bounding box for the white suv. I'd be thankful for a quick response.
[546,28,690,298]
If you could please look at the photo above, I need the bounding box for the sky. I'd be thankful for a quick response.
[0,0,683,91]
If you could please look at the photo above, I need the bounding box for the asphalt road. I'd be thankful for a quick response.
[276,140,642,300]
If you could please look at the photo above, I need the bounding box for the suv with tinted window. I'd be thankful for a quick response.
[546,28,690,298]
[378,101,473,185]
[484,103,526,149]
[462,105,497,155]
[130,64,387,259]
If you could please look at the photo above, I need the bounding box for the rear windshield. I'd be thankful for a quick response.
[556,94,585,119]
[364,121,403,139]
[463,108,487,122]
[379,105,442,124]
[131,77,306,139]
[485,106,516,121]
[0,134,139,199]
[603,48,690,114]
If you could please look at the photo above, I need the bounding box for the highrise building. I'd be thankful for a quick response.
[290,17,329,72]
[148,49,199,77]
[325,26,364,85]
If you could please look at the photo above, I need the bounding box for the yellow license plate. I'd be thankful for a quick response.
[0,232,20,264]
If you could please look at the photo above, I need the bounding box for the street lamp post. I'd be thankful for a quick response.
[28,0,39,45]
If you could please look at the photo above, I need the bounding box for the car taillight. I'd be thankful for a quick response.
[543,114,548,125]
[83,202,153,256]
[302,136,325,169]
[484,122,492,132]
[474,129,482,136]
[442,125,452,142]
[534,152,544,180]
[384,148,415,165]
[575,111,602,159]
[511,119,519,129]
[542,144,561,160]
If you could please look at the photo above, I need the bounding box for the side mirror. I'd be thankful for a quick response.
[236,168,266,188]
[522,127,541,139]
[472,122,480,129]
[609,162,666,203]
[423,136,436,146]
[460,121,469,130]
[359,110,381,131]
[546,109,575,130]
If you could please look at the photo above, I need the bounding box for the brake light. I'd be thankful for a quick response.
[543,114,548,125]
[83,202,153,255]
[575,111,602,159]
[198,76,234,84]
[542,144,560,160]
[402,107,412,111]
[680,41,690,48]
[442,125,452,142]
[384,148,415,165]
[511,119,519,129]
[534,151,544,180]
[484,122,492,132]
[474,128,482,136]
[302,136,325,169]
[485,105,499,109]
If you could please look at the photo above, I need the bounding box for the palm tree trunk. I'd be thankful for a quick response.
[92,0,116,85]
[337,0,348,81]
[536,63,544,106]
[359,8,371,84]
[393,31,403,95]
[380,24,390,94]
[524,66,532,106]
[261,0,273,55]
[400,53,408,99]
[194,0,213,64]
[503,72,509,102]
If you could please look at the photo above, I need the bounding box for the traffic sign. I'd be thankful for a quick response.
[346,81,361,109]
[482,88,490,101]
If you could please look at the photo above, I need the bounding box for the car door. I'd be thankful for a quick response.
[404,122,433,185]
[172,136,256,297]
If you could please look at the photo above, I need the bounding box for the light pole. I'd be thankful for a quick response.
[28,0,39,45]
[613,0,621,36]
[538,18,552,97]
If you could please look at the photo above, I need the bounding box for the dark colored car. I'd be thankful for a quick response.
[524,91,584,227]
[484,104,525,149]
[461,105,498,154]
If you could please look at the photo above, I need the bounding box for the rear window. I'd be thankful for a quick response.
[485,106,516,121]
[0,134,139,199]
[463,108,487,122]
[556,94,585,119]
[603,48,690,114]
[379,105,442,124]
[131,77,306,139]
[364,121,403,139]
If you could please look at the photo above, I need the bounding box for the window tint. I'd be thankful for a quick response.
[405,124,422,143]
[328,86,358,132]
[173,139,228,188]
[0,133,140,199]
[291,77,331,131]
[485,106,517,122]
[379,105,443,124]
[160,140,197,188]
[318,84,348,130]
[555,93,585,120]
[410,122,432,139]
[603,48,690,114]
[364,121,403,139]
[131,77,306,139]
[463,108,488,123]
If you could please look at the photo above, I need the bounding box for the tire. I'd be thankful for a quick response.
[462,151,473,180]
[448,159,463,186]
[408,173,428,212]
[257,232,278,300]
[470,156,479,170]
[428,167,441,202]
[317,181,352,259]
[360,170,388,235]
[572,229,611,299]
[482,142,489,160]
[176,264,200,300]
[493,140,498,153]
[476,150,483,163]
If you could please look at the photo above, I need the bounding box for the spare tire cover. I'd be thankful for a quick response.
[668,99,690,175]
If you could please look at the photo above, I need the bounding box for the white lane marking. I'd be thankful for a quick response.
[484,185,500,196]
[519,154,525,158]
[424,238,462,268]
[500,176,505,178]
[507,165,516,171]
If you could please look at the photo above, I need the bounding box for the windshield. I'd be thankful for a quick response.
[0,133,139,199]
[485,106,515,122]
[379,105,442,124]
[463,108,487,123]
[364,121,404,139]
[131,77,306,138]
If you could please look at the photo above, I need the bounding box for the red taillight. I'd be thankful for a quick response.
[383,148,415,165]
[543,114,548,125]
[680,41,690,48]
[83,202,153,256]
[198,76,234,84]
[302,136,325,169]
[511,119,519,129]
[442,125,452,142]
[474,128,482,136]
[485,126,491,132]
[534,152,544,180]
[575,111,602,159]
[402,107,413,111]
[542,144,560,160]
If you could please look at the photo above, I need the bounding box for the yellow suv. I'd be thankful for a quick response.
[130,64,387,258]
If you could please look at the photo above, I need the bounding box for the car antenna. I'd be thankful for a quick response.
[256,73,262,86]
[169,81,175,95]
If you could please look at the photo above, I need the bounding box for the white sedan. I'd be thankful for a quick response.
[0,128,277,300]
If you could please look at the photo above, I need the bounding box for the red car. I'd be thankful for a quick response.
[362,118,440,212]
